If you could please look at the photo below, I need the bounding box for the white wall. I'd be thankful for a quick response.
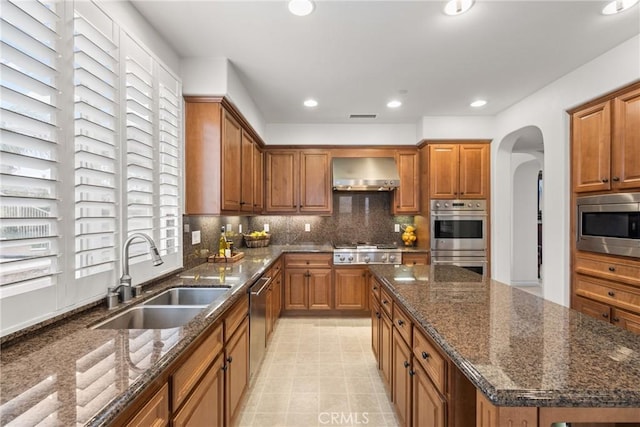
[265,123,418,146]
[227,62,266,137]
[511,154,542,286]
[492,35,640,306]
[96,1,180,72]
[419,116,496,140]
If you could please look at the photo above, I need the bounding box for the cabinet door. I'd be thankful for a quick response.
[240,130,254,213]
[402,253,429,266]
[613,87,640,190]
[173,357,224,427]
[572,101,612,193]
[459,144,489,199]
[371,299,381,368]
[253,144,264,213]
[284,269,308,310]
[308,268,333,310]
[394,150,420,214]
[574,295,611,322]
[334,267,368,310]
[266,283,274,340]
[300,151,332,213]
[412,361,446,427]
[221,110,242,211]
[380,312,393,398]
[392,329,412,427]
[612,308,640,334]
[273,271,282,319]
[126,384,169,427]
[265,151,298,213]
[429,145,459,199]
[225,317,249,427]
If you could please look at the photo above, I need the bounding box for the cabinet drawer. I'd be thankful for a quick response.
[612,308,640,334]
[412,327,446,394]
[268,257,283,277]
[574,274,640,313]
[225,297,249,341]
[575,254,640,287]
[285,253,332,268]
[370,277,382,303]
[402,253,429,265]
[126,383,169,427]
[380,287,393,319]
[574,295,611,322]
[172,323,223,410]
[392,304,412,346]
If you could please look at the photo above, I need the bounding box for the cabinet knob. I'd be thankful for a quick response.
[422,351,430,360]
[602,178,609,183]
[382,300,388,305]
[602,312,609,318]
[460,192,464,195]
[409,369,416,377]
[608,266,616,272]
[227,356,233,363]
[373,286,378,290]
[403,360,410,368]
[376,312,381,319]
[613,176,620,182]
[612,317,620,323]
[608,291,615,297]
[397,319,405,327]
[222,364,228,372]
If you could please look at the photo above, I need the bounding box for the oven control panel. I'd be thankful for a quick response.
[431,199,486,212]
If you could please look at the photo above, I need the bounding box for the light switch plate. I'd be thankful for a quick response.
[226,223,232,233]
[305,224,311,232]
[192,230,201,245]
[184,223,190,233]
[264,224,270,232]
[394,224,400,232]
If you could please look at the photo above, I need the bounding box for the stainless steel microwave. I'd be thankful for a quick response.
[577,193,640,258]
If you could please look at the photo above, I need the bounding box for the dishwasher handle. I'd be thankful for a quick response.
[250,276,272,296]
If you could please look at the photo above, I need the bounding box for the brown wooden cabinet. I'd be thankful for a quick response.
[173,357,224,427]
[125,384,169,427]
[380,310,393,398]
[412,361,446,427]
[429,143,489,199]
[265,150,332,214]
[253,143,264,213]
[392,328,413,427]
[394,150,420,214]
[402,252,430,266]
[224,316,249,426]
[572,85,640,193]
[184,98,263,215]
[283,253,333,311]
[334,266,369,311]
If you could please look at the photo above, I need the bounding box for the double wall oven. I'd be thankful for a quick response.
[430,199,487,276]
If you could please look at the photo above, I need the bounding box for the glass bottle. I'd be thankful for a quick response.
[218,226,227,256]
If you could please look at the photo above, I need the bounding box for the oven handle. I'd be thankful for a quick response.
[431,212,487,217]
[431,259,487,265]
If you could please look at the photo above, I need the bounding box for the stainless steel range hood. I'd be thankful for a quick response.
[332,157,400,191]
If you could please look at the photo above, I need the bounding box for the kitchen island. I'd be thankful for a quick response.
[369,264,640,426]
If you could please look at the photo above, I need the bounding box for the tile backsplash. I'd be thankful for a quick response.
[183,192,415,267]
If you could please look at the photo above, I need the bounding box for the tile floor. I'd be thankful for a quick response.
[237,317,400,427]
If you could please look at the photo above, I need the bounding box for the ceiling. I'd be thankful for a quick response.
[131,1,639,124]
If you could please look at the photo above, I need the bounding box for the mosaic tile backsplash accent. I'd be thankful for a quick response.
[183,192,415,267]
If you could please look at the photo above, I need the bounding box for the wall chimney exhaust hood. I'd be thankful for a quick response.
[332,157,400,191]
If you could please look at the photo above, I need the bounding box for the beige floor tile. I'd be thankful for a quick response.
[317,362,345,377]
[256,393,290,413]
[342,361,373,377]
[362,412,397,427]
[286,412,319,427]
[251,412,288,427]
[292,376,319,393]
[261,377,294,395]
[319,376,349,394]
[345,376,375,394]
[296,351,321,363]
[293,362,319,377]
[237,411,255,427]
[349,393,382,413]
[318,393,351,413]
[376,392,395,413]
[267,362,297,378]
[288,392,319,413]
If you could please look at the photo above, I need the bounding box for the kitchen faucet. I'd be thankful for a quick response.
[107,233,163,308]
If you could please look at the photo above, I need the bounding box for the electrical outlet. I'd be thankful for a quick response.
[263,224,270,232]
[394,224,400,232]
[192,230,201,245]
[226,223,232,233]
[238,224,243,234]
[305,223,311,232]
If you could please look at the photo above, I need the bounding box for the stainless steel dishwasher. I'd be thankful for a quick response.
[249,276,271,382]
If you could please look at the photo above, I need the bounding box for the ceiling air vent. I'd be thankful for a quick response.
[349,114,377,119]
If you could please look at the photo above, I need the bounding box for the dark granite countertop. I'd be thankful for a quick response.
[369,264,640,408]
[0,245,321,427]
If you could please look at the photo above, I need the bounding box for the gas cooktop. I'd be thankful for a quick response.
[333,242,399,250]
[333,242,401,265]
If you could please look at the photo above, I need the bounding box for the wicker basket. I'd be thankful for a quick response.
[243,234,271,248]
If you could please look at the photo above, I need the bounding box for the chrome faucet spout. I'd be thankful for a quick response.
[112,233,164,304]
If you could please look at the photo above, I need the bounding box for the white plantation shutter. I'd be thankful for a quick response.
[124,35,155,265]
[73,9,119,287]
[157,66,181,258]
[0,0,61,325]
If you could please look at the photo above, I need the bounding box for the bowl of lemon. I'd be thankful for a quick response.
[244,230,271,248]
[401,225,417,246]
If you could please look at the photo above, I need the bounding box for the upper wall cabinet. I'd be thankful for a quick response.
[572,85,640,193]
[393,150,420,214]
[184,98,263,215]
[265,150,332,214]
[429,143,490,199]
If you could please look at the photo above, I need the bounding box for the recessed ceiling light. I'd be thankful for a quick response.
[602,0,639,14]
[444,0,475,16]
[303,99,318,107]
[288,0,315,16]
[470,99,487,108]
[387,100,402,108]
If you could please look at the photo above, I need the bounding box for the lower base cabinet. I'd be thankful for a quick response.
[380,310,393,397]
[412,361,446,427]
[225,317,249,426]
[173,355,224,427]
[334,266,369,311]
[125,383,169,427]
[392,329,412,427]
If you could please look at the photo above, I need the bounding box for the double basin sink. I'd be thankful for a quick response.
[93,287,231,330]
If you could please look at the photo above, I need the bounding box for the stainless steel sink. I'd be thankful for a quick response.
[142,287,230,306]
[93,306,204,329]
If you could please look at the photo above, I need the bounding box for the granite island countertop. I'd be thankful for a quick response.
[369,264,640,408]
[0,245,333,427]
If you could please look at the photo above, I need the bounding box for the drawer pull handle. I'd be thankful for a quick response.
[608,291,615,297]
[602,313,609,319]
[608,266,616,272]
[397,319,405,326]
[422,351,430,359]
[403,360,410,368]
